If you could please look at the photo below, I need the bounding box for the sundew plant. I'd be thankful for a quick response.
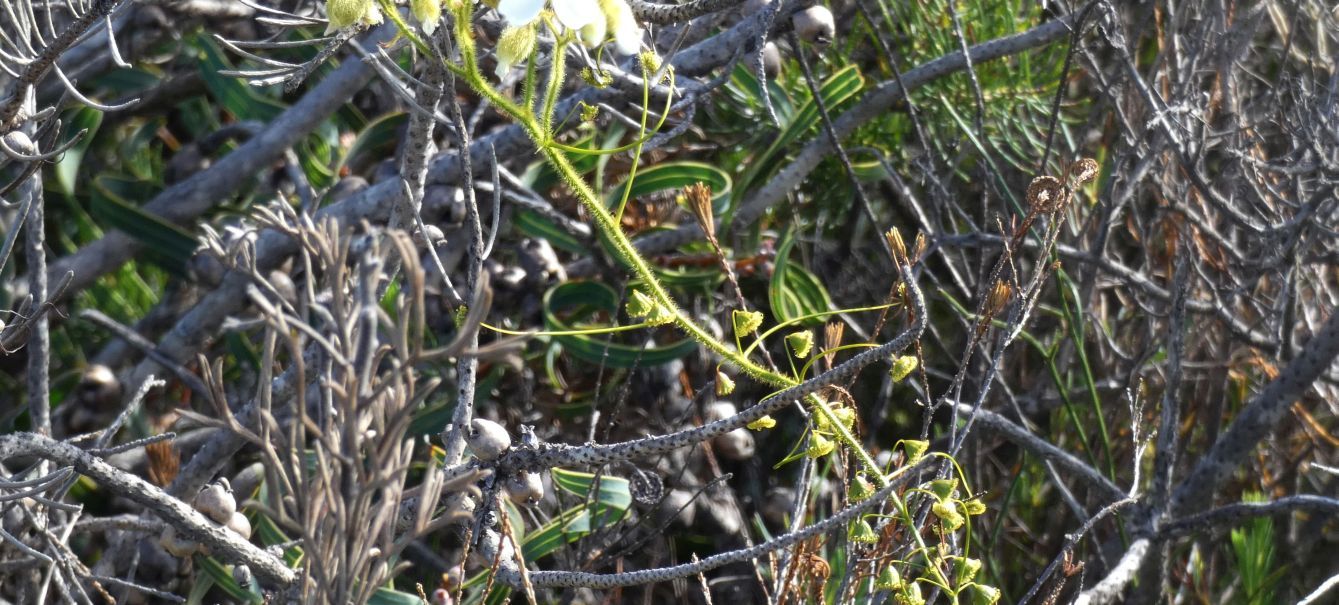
[0,0,1336,604]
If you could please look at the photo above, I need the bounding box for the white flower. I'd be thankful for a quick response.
[413,0,442,35]
[497,0,546,25]
[551,0,603,31]
[495,0,642,55]
[600,0,642,55]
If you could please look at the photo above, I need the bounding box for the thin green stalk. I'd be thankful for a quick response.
[400,6,895,487]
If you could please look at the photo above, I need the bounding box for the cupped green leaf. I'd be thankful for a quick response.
[340,112,407,177]
[604,161,732,214]
[769,229,835,326]
[53,107,104,196]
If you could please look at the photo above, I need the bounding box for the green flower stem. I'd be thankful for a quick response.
[538,24,568,137]
[612,63,653,221]
[394,6,894,487]
[891,492,956,600]
[539,142,888,486]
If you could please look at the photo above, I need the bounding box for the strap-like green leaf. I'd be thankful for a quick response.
[769,229,835,326]
[90,175,197,277]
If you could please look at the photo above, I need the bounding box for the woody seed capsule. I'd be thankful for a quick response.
[467,418,512,462]
[792,6,835,46]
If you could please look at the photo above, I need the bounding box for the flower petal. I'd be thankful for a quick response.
[579,19,606,48]
[361,3,384,26]
[552,0,602,30]
[613,23,642,55]
[498,0,545,24]
[413,0,441,35]
[608,0,641,55]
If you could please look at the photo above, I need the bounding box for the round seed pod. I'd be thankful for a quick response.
[158,526,199,558]
[792,5,835,46]
[413,224,447,249]
[760,486,796,525]
[704,401,738,423]
[232,564,253,587]
[741,0,771,16]
[267,270,298,307]
[506,471,545,505]
[712,428,756,460]
[188,250,226,287]
[194,480,237,524]
[226,511,252,540]
[327,176,369,204]
[467,418,512,462]
[658,488,697,527]
[2,131,35,155]
[77,365,122,411]
[443,563,465,588]
[762,42,783,79]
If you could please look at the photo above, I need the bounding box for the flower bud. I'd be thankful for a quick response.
[494,24,537,79]
[746,415,776,430]
[786,330,813,358]
[732,309,763,335]
[325,0,383,34]
[890,355,918,383]
[413,0,442,35]
[715,371,735,396]
[806,433,835,458]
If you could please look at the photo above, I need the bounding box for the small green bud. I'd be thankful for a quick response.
[901,439,929,464]
[626,289,656,319]
[848,473,874,502]
[747,415,776,430]
[963,498,987,516]
[812,403,831,431]
[889,354,918,383]
[325,0,382,34]
[931,500,964,530]
[967,584,1001,605]
[786,330,813,358]
[639,49,662,74]
[579,67,612,87]
[875,565,902,590]
[715,371,735,396]
[732,309,763,335]
[830,406,856,428]
[849,518,878,543]
[926,478,957,501]
[896,582,924,605]
[580,102,600,122]
[494,24,538,78]
[955,557,982,583]
[806,433,834,458]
